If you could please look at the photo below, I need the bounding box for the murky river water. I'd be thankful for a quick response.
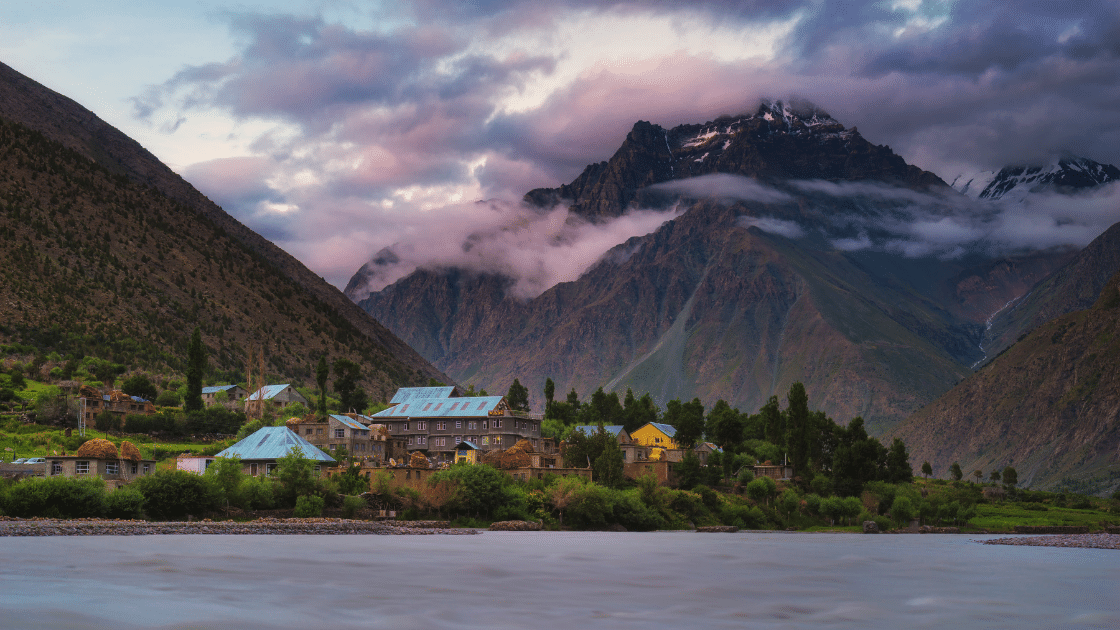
[1,531,1116,629]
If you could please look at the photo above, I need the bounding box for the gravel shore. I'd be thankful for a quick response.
[0,517,478,536]
[979,533,1120,550]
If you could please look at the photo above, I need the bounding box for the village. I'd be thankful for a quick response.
[4,384,793,495]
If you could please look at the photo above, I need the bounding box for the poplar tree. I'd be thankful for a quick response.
[183,327,205,412]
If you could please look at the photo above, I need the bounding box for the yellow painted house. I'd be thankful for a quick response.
[454,440,481,465]
[631,422,680,449]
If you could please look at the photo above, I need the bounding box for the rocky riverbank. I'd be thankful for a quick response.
[0,517,478,536]
[979,533,1120,550]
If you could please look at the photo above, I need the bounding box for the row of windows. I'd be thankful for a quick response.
[393,419,537,432]
[55,461,148,475]
[401,401,493,414]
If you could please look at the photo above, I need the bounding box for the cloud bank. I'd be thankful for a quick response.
[128,0,1120,290]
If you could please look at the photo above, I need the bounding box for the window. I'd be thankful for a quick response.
[408,436,414,445]
[265,463,277,477]
[131,463,138,474]
[405,422,410,431]
[436,421,445,430]
[417,421,427,430]
[482,421,488,429]
[105,462,120,475]
[494,436,501,446]
[482,436,489,445]
[468,421,476,430]
[305,428,313,435]
[417,435,426,445]
[329,444,337,451]
[493,419,501,428]
[454,436,462,443]
[314,466,321,473]
[455,420,462,429]
[316,428,323,435]
[143,464,151,474]
[51,462,62,476]
[75,461,89,474]
[334,428,345,438]
[249,463,258,476]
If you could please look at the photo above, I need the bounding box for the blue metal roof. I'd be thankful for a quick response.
[102,394,151,403]
[216,427,335,462]
[373,396,503,418]
[202,385,239,394]
[389,386,457,404]
[572,425,627,438]
[455,440,480,450]
[646,422,678,438]
[248,384,294,401]
[330,415,367,431]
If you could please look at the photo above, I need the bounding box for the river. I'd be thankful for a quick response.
[1,531,1116,629]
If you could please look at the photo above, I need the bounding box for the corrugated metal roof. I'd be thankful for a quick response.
[572,425,626,438]
[202,385,239,394]
[389,386,457,404]
[216,427,335,462]
[248,384,293,401]
[647,422,678,438]
[455,440,480,450]
[372,396,503,418]
[329,415,367,431]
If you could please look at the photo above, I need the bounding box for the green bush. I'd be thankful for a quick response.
[155,390,181,407]
[611,492,664,531]
[241,476,277,510]
[3,476,106,519]
[341,495,367,518]
[294,494,325,518]
[133,470,222,520]
[104,486,145,519]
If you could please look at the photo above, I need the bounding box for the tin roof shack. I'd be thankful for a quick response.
[202,384,248,407]
[176,454,215,473]
[78,387,155,426]
[215,426,335,478]
[290,414,387,464]
[246,384,309,414]
[373,387,544,463]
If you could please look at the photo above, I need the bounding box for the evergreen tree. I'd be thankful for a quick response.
[1002,466,1018,487]
[543,377,555,419]
[760,395,784,449]
[885,437,913,483]
[705,399,742,452]
[786,382,810,476]
[506,378,529,412]
[183,327,205,412]
[333,358,368,413]
[921,461,933,478]
[672,398,705,449]
[315,356,329,415]
[949,461,963,481]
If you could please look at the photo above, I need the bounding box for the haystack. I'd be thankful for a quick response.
[119,440,142,462]
[107,390,132,402]
[78,385,100,398]
[409,451,430,469]
[481,442,532,470]
[76,438,119,459]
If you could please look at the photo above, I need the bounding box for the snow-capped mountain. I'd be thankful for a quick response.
[952,156,1120,201]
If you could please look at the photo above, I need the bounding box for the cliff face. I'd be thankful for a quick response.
[888,271,1120,494]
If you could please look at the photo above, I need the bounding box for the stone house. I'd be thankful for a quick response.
[46,456,156,489]
[292,414,388,463]
[246,384,309,409]
[78,388,155,425]
[202,384,247,407]
[372,387,544,463]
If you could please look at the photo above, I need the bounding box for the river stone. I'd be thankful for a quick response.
[863,520,879,534]
[489,520,543,531]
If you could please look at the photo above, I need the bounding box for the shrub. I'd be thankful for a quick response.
[241,476,277,510]
[133,470,222,520]
[294,494,325,518]
[3,476,106,518]
[155,390,181,407]
[104,486,145,519]
[341,495,367,519]
[611,492,664,531]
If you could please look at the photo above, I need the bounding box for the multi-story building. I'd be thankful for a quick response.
[372,387,544,463]
[291,413,389,463]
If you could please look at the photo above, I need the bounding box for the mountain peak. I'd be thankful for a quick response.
[953,155,1120,201]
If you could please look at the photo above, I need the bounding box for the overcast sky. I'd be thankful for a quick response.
[3,1,1120,290]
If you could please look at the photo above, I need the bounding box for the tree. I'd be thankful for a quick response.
[133,470,222,520]
[333,359,368,413]
[593,437,625,488]
[183,328,205,412]
[972,469,983,483]
[621,390,658,434]
[155,390,181,407]
[885,438,913,484]
[705,399,742,455]
[122,374,159,402]
[989,469,1001,482]
[949,462,963,481]
[1002,466,1018,487]
[670,399,704,450]
[315,356,329,415]
[675,451,703,490]
[204,456,245,507]
[506,378,529,412]
[891,496,915,528]
[760,395,784,449]
[786,383,810,475]
[543,378,555,419]
[921,461,933,479]
[276,446,317,503]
